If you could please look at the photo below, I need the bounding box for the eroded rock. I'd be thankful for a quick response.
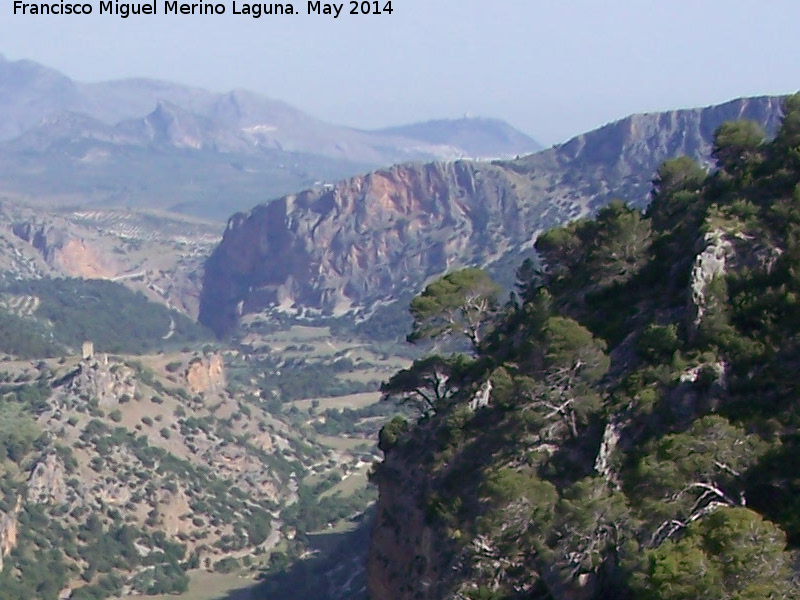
[64,356,137,407]
[689,229,734,330]
[185,353,225,394]
[27,453,67,505]
[0,502,20,573]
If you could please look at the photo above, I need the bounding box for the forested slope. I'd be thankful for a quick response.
[368,94,800,599]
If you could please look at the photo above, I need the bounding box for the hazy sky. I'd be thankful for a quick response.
[1,0,799,145]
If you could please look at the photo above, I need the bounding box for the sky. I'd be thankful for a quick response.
[1,0,799,145]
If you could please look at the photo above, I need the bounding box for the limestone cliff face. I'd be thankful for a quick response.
[200,160,549,334]
[11,221,117,279]
[367,444,452,600]
[199,96,785,336]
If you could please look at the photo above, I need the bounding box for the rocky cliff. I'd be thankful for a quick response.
[367,420,455,600]
[199,95,785,336]
[0,201,219,318]
[11,220,118,279]
[199,160,548,334]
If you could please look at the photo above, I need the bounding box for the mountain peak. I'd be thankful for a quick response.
[140,100,208,149]
[377,117,541,159]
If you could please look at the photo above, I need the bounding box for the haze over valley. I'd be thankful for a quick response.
[0,54,541,221]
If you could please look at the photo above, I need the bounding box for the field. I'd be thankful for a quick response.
[287,391,381,413]
[120,571,257,600]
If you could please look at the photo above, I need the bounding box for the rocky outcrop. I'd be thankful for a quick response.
[0,500,20,573]
[185,353,225,394]
[200,96,786,336]
[367,442,449,600]
[12,221,117,278]
[27,453,68,505]
[689,229,734,330]
[63,357,137,408]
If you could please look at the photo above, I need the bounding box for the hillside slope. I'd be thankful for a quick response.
[0,201,219,319]
[366,94,800,600]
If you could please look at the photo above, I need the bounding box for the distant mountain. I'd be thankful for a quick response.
[0,54,540,219]
[377,117,542,158]
[198,95,785,336]
[0,54,86,140]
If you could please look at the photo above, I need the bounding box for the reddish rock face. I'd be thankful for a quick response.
[0,505,19,574]
[11,221,117,278]
[199,159,539,335]
[185,354,225,394]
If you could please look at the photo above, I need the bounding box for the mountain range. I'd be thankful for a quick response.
[0,54,540,220]
[199,95,785,335]
[0,55,786,341]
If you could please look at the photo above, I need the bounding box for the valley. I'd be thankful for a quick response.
[1,50,799,600]
[0,317,407,599]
